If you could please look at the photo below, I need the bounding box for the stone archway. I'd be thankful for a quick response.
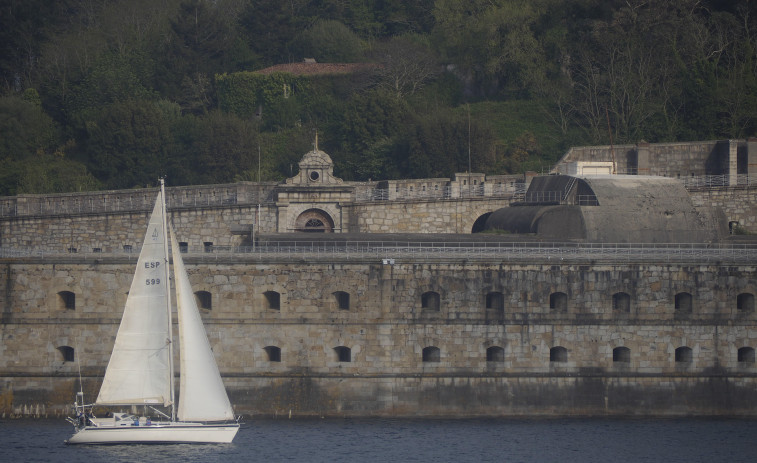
[294,209,335,233]
[471,212,492,233]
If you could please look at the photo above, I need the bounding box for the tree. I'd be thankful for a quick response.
[0,0,69,92]
[371,34,439,98]
[431,0,549,96]
[168,110,259,185]
[397,107,496,178]
[292,20,364,63]
[82,100,172,189]
[0,95,58,162]
[238,0,309,67]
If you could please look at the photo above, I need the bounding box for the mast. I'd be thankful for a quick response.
[160,178,176,422]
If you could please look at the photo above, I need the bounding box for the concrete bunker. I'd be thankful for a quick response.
[482,175,726,243]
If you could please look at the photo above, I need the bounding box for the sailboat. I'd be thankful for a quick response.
[66,180,239,444]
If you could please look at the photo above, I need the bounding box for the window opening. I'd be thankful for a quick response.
[264,346,281,362]
[737,293,755,314]
[333,291,350,311]
[486,346,505,362]
[738,347,755,363]
[550,292,568,313]
[675,346,693,363]
[58,291,75,311]
[334,346,351,362]
[613,347,631,363]
[550,346,568,362]
[422,346,440,362]
[195,291,212,311]
[612,292,631,313]
[57,346,75,362]
[264,291,280,310]
[421,291,440,311]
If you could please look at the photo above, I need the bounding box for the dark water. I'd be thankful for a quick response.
[2,417,756,462]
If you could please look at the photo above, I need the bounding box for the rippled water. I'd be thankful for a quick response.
[2,417,756,462]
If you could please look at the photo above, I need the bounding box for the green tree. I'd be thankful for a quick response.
[82,99,172,189]
[431,0,549,96]
[0,95,58,161]
[292,20,364,63]
[169,110,259,185]
[397,107,496,178]
[156,0,253,108]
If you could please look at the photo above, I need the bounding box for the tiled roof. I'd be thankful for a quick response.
[255,62,378,76]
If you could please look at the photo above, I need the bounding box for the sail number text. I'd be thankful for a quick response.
[145,261,161,286]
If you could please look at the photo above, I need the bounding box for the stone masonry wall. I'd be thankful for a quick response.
[2,257,756,417]
[689,186,757,231]
[344,198,507,233]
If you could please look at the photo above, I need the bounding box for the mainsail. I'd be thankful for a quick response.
[96,195,172,406]
[170,225,235,421]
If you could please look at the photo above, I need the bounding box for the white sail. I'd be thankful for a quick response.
[96,195,173,406]
[170,225,235,421]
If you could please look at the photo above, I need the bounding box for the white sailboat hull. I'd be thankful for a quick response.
[67,422,240,444]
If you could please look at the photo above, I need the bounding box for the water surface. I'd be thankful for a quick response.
[2,417,755,462]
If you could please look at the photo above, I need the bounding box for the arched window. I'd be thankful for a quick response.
[421,291,440,311]
[738,347,755,363]
[57,346,75,362]
[422,346,440,362]
[675,346,693,363]
[550,292,567,313]
[486,292,504,312]
[195,291,212,311]
[57,291,76,311]
[334,346,351,362]
[264,346,281,362]
[675,292,693,315]
[294,209,334,233]
[613,347,631,363]
[486,346,505,362]
[333,291,350,311]
[264,291,280,311]
[550,346,568,363]
[612,292,631,314]
[737,293,755,314]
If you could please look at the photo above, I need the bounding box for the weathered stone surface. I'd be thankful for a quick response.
[1,258,756,417]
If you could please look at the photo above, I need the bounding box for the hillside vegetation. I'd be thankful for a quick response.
[1,0,756,194]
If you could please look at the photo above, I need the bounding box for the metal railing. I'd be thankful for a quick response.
[354,183,526,202]
[681,174,756,189]
[3,241,756,264]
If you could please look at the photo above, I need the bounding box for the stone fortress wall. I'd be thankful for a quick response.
[2,256,756,416]
[1,138,757,417]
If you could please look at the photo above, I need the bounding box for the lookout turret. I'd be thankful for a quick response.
[285,133,343,186]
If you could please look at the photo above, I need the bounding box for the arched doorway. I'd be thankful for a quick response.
[294,209,335,233]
